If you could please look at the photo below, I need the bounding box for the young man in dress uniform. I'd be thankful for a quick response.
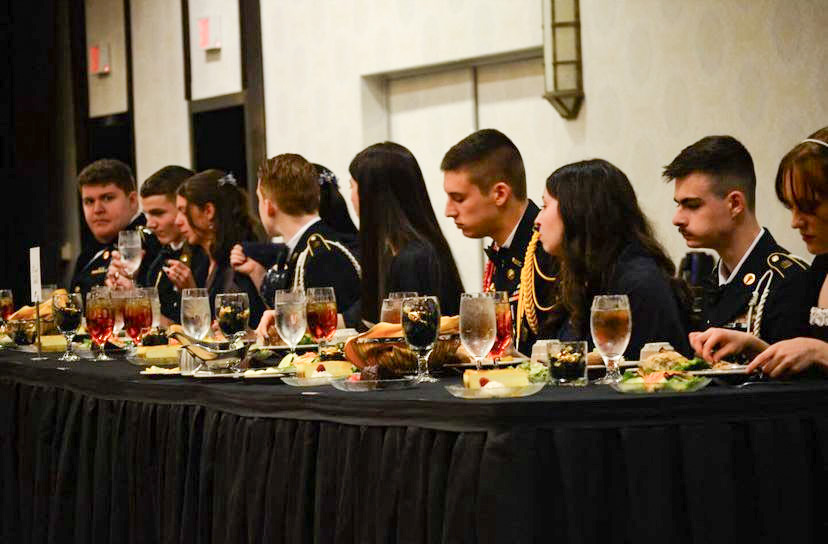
[442,129,557,354]
[106,165,208,325]
[665,135,812,345]
[70,159,160,298]
[235,154,362,334]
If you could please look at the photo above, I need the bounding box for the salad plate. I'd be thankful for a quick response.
[281,376,335,387]
[331,376,418,392]
[444,383,544,399]
[611,370,711,394]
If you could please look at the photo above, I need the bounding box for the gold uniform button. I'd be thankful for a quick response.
[770,255,779,263]
[506,268,516,281]
[743,273,756,286]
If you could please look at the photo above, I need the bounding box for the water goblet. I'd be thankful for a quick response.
[53,292,83,368]
[401,296,441,382]
[590,295,632,384]
[274,289,307,355]
[181,288,210,341]
[460,293,497,371]
[118,230,143,280]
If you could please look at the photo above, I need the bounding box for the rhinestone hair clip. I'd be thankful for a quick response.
[218,173,237,186]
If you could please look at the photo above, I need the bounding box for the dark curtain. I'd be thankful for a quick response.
[0,0,64,303]
[1,379,826,544]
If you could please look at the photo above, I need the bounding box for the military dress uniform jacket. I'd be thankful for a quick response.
[260,221,361,321]
[144,244,209,322]
[70,215,161,298]
[484,200,556,354]
[700,229,811,344]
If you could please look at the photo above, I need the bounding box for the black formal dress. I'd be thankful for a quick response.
[70,215,161,298]
[484,200,557,354]
[546,241,691,359]
[806,254,828,343]
[386,239,463,317]
[143,244,209,323]
[260,221,361,324]
[700,229,811,344]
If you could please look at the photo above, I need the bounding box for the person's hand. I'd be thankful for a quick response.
[688,328,768,363]
[255,310,279,344]
[230,244,266,287]
[746,337,828,378]
[105,251,135,290]
[164,259,196,290]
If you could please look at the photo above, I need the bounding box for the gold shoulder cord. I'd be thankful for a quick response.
[516,230,556,342]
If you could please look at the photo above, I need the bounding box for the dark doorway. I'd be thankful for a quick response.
[192,105,248,190]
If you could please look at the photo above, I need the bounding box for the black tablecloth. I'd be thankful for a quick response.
[1,350,826,543]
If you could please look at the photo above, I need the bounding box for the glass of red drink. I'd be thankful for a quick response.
[487,291,513,365]
[0,289,13,322]
[86,288,115,361]
[124,292,153,345]
[306,287,337,355]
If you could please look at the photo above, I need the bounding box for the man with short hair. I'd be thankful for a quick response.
[107,165,208,324]
[70,159,160,297]
[235,154,361,332]
[665,135,811,344]
[442,129,556,353]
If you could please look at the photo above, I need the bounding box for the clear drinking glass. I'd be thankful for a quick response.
[548,340,588,386]
[460,293,497,371]
[401,296,441,383]
[306,287,337,355]
[85,288,115,361]
[486,291,513,365]
[123,291,153,345]
[111,288,130,336]
[381,292,418,323]
[41,284,57,301]
[215,292,250,343]
[181,288,210,340]
[274,289,307,354]
[0,289,13,323]
[52,292,83,367]
[118,230,143,279]
[139,287,161,329]
[590,295,632,384]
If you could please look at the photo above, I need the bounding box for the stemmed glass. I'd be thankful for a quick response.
[52,292,83,367]
[274,289,307,355]
[181,288,210,340]
[306,287,337,355]
[139,287,161,330]
[215,292,250,344]
[0,289,13,322]
[118,230,143,280]
[380,291,417,323]
[590,295,632,384]
[460,293,497,371]
[401,296,441,383]
[123,290,153,345]
[85,288,115,361]
[486,291,513,366]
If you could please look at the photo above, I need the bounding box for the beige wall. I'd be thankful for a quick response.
[85,0,128,117]
[258,0,828,279]
[188,0,243,100]
[130,0,191,183]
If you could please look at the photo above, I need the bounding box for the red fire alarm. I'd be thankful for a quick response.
[197,16,222,51]
[89,43,111,76]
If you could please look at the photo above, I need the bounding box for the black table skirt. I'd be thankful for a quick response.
[1,352,827,544]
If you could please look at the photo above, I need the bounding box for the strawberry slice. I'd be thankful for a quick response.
[316,364,326,372]
[479,377,490,387]
[347,373,361,382]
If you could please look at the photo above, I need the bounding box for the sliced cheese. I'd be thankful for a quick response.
[463,368,529,389]
[39,335,68,352]
[138,345,181,363]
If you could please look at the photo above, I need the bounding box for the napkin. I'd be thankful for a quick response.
[8,289,67,320]
[343,316,459,369]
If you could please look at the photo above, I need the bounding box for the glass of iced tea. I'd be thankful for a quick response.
[86,288,115,361]
[123,291,153,345]
[306,287,337,355]
[590,295,632,384]
[0,289,13,323]
[380,292,417,324]
[486,291,513,365]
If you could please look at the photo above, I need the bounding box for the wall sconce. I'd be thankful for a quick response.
[542,0,584,119]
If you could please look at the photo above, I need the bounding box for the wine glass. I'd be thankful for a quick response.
[139,287,161,329]
[486,291,513,366]
[306,287,337,355]
[274,289,307,355]
[52,292,83,367]
[215,292,250,344]
[85,288,115,361]
[118,230,143,280]
[123,291,153,345]
[111,288,130,336]
[0,289,13,325]
[459,293,497,371]
[181,288,210,341]
[401,296,441,383]
[590,295,632,384]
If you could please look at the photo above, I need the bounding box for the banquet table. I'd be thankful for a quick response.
[0,349,826,544]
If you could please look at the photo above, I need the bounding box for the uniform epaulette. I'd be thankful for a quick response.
[293,234,361,290]
[766,252,809,278]
[306,233,332,256]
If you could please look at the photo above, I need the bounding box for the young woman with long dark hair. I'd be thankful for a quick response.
[164,169,267,326]
[534,158,691,358]
[348,142,464,323]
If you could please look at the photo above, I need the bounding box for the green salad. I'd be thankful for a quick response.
[615,369,709,394]
[518,360,549,384]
